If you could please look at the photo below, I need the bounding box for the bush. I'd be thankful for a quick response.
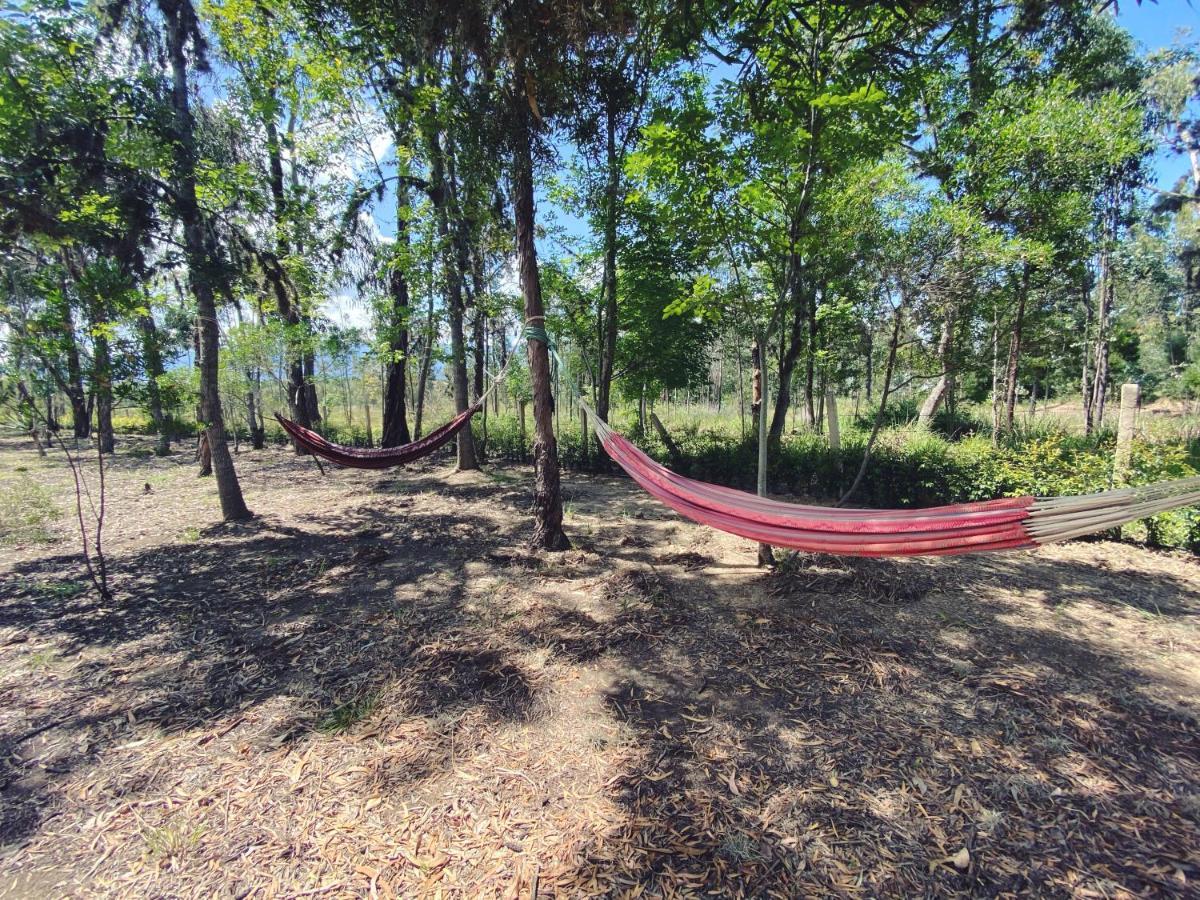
[0,475,59,545]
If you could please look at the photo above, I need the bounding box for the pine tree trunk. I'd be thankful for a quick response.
[164,0,249,520]
[511,60,568,551]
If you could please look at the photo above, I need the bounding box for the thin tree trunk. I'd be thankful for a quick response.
[472,307,486,402]
[839,305,904,507]
[750,339,763,422]
[1082,270,1095,433]
[863,324,874,404]
[511,57,569,550]
[754,332,774,567]
[768,296,806,452]
[263,109,311,445]
[381,192,412,446]
[414,290,434,440]
[164,0,249,520]
[918,306,955,427]
[650,410,682,466]
[60,299,90,438]
[138,314,171,455]
[1090,206,1116,431]
[428,106,477,469]
[737,344,745,439]
[1003,263,1031,434]
[597,106,620,425]
[804,300,818,426]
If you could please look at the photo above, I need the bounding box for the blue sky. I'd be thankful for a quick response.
[1117,0,1200,190]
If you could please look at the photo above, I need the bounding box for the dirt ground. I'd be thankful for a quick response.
[1,435,1198,898]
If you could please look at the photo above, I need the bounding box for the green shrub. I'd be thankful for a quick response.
[0,475,59,545]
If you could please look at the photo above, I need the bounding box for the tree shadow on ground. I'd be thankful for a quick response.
[531,549,1200,896]
[2,449,1199,896]
[0,504,536,849]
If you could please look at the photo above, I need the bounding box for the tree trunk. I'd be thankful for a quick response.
[245,384,263,449]
[1090,208,1116,431]
[427,110,477,470]
[754,331,774,567]
[840,305,904,507]
[61,300,90,438]
[597,106,620,425]
[138,313,171,455]
[414,305,434,440]
[197,431,212,477]
[768,294,806,453]
[472,305,486,403]
[918,306,955,428]
[263,110,311,446]
[93,323,115,454]
[736,344,745,439]
[750,339,763,422]
[164,0,250,520]
[1082,269,1095,433]
[381,190,412,447]
[804,297,818,426]
[511,59,569,551]
[1002,263,1031,434]
[650,410,682,466]
[863,323,874,404]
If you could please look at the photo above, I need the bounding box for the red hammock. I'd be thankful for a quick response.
[587,413,1200,557]
[274,405,478,470]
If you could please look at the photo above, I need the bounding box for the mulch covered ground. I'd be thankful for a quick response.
[1,436,1197,897]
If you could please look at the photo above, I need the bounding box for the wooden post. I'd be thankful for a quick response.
[1114,382,1140,484]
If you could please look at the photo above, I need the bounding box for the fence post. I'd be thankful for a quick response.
[1114,382,1140,484]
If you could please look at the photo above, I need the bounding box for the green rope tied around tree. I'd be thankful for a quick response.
[522,320,611,437]
[523,323,554,350]
[525,321,586,405]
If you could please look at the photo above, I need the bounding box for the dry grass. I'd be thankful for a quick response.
[0,434,1198,897]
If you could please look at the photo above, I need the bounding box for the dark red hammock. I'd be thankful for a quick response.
[274,405,479,470]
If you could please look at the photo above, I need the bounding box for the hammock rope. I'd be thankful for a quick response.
[533,328,1200,557]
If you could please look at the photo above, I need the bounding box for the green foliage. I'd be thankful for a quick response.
[0,474,59,545]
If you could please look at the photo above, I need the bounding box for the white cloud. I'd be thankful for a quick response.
[324,293,374,332]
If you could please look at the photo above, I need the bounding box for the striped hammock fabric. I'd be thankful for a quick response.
[587,412,1200,557]
[274,406,479,470]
